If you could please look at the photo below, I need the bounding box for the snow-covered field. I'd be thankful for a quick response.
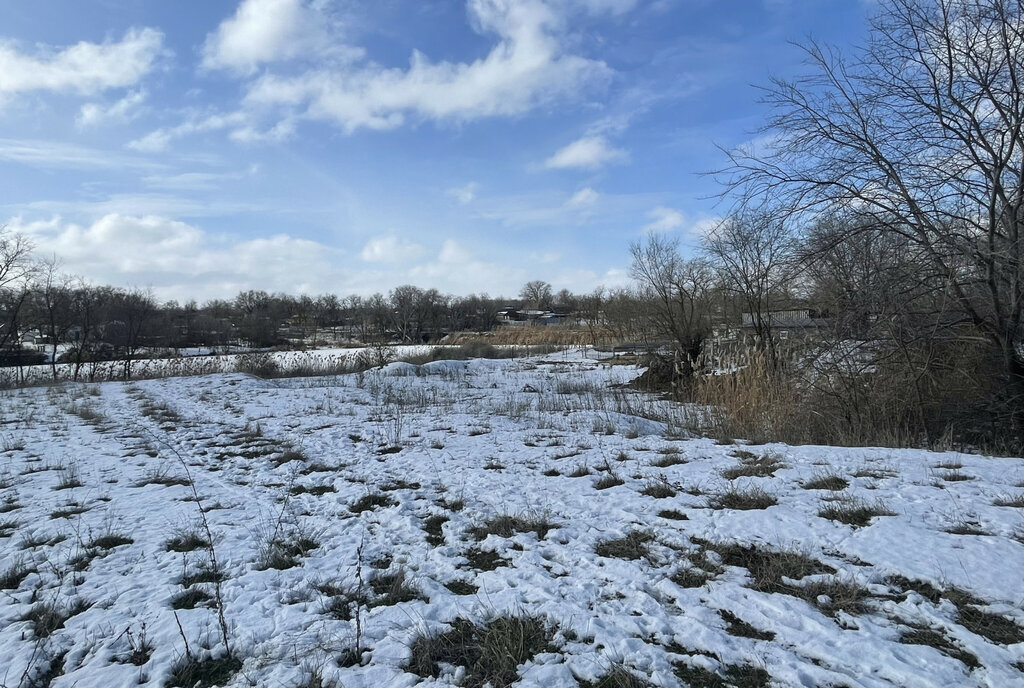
[1,350,1023,687]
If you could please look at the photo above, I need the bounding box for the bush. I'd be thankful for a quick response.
[693,341,1021,452]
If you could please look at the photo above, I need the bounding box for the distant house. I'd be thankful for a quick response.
[496,307,567,326]
[19,332,52,351]
[496,306,520,322]
[740,309,829,339]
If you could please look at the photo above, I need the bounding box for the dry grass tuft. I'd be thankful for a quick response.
[407,615,556,688]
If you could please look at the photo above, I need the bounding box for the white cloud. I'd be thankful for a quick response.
[544,136,627,170]
[129,111,250,153]
[566,187,599,207]
[447,182,479,205]
[530,251,561,263]
[642,206,685,232]
[5,212,630,301]
[0,28,163,100]
[360,235,426,263]
[229,117,297,144]
[202,0,331,74]
[141,170,249,191]
[77,90,147,128]
[242,0,610,132]
[552,266,631,292]
[0,138,161,171]
[405,239,525,295]
[9,213,339,300]
[688,215,723,238]
[24,193,266,219]
[439,239,473,264]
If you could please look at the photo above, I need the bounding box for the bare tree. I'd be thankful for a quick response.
[106,288,157,380]
[0,227,35,354]
[630,234,716,388]
[28,258,75,380]
[724,0,1024,433]
[704,210,797,367]
[519,280,553,311]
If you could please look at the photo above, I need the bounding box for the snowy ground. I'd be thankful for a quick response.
[1,350,1023,688]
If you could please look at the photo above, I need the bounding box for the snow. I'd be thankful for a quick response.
[0,349,1022,687]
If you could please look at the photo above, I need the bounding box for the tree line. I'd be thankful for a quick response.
[0,242,608,381]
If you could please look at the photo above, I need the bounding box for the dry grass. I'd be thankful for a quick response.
[886,577,1024,645]
[469,513,557,541]
[801,473,849,491]
[463,547,507,571]
[407,615,556,688]
[818,496,894,527]
[718,609,775,640]
[709,486,777,510]
[640,479,676,498]
[577,664,653,687]
[673,659,772,688]
[595,530,654,561]
[22,599,90,638]
[0,557,33,590]
[166,655,242,688]
[670,567,713,588]
[349,493,395,513]
[368,567,423,607]
[899,626,980,668]
[422,514,449,546]
[721,452,785,480]
[651,450,686,468]
[993,493,1024,507]
[594,474,625,490]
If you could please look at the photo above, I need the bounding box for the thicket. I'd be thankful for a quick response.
[631,0,1024,452]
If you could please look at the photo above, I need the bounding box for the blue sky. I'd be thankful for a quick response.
[0,0,869,302]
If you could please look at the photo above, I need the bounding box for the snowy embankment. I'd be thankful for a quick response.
[1,350,1022,687]
[0,345,437,387]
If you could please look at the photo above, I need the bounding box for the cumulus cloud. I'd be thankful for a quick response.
[242,0,611,132]
[77,90,147,128]
[403,239,525,295]
[202,0,332,74]
[8,214,340,300]
[544,136,627,170]
[0,28,163,100]
[360,235,426,263]
[642,205,685,232]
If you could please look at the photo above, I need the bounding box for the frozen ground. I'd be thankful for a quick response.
[1,350,1022,687]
